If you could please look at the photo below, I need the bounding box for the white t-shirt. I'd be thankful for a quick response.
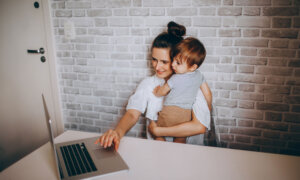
[126,74,211,130]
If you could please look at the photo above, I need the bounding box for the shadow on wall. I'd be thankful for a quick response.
[203,105,217,146]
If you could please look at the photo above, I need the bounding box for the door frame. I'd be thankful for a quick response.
[42,0,63,135]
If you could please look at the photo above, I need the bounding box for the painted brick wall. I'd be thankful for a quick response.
[50,0,300,156]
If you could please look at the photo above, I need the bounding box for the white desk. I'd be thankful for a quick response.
[1,130,300,180]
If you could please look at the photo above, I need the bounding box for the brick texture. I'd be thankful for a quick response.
[51,0,300,156]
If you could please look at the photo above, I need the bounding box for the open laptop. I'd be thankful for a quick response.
[42,95,129,179]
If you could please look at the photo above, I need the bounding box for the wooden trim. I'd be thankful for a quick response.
[42,0,63,136]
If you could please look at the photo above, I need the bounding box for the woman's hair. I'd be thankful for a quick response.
[151,21,186,50]
[170,37,206,68]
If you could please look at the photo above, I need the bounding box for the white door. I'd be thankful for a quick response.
[0,0,61,171]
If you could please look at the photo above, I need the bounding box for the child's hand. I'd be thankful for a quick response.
[153,83,170,97]
[152,85,161,97]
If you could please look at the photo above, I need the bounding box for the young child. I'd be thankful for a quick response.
[153,37,206,143]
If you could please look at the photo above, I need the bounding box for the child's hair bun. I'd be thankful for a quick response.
[167,21,186,38]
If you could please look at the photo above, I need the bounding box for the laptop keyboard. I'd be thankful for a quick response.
[60,143,97,177]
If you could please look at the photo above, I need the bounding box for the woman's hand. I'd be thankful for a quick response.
[94,129,120,151]
[94,109,142,151]
[148,120,159,137]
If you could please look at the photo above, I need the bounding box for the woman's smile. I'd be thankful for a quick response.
[151,48,173,79]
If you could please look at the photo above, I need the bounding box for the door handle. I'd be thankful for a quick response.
[27,47,45,54]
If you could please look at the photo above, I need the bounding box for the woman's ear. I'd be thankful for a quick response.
[189,64,198,72]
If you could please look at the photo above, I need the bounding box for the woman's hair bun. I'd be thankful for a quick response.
[167,21,186,37]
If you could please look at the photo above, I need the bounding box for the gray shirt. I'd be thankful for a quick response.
[164,70,205,109]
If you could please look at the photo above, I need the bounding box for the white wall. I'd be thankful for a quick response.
[50,0,300,156]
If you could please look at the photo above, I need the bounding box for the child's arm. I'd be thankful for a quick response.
[153,83,171,97]
[200,82,212,111]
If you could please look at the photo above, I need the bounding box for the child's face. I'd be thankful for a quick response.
[172,57,193,74]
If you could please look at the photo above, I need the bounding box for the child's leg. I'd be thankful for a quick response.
[173,137,186,144]
[155,137,166,141]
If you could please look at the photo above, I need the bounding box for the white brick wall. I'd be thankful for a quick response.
[50,0,300,156]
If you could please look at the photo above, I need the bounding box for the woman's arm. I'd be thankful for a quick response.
[96,76,152,150]
[115,109,141,138]
[200,82,212,112]
[95,109,141,150]
[149,112,206,137]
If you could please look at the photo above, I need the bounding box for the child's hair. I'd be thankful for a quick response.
[151,21,186,50]
[170,37,206,68]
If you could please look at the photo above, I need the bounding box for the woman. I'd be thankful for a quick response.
[95,22,212,150]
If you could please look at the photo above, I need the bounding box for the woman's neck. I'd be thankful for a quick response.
[164,74,173,81]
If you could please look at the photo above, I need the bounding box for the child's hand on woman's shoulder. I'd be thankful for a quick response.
[152,85,162,97]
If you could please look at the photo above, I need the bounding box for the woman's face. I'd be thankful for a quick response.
[151,48,173,80]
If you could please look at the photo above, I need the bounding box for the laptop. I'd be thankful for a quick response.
[42,95,129,180]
